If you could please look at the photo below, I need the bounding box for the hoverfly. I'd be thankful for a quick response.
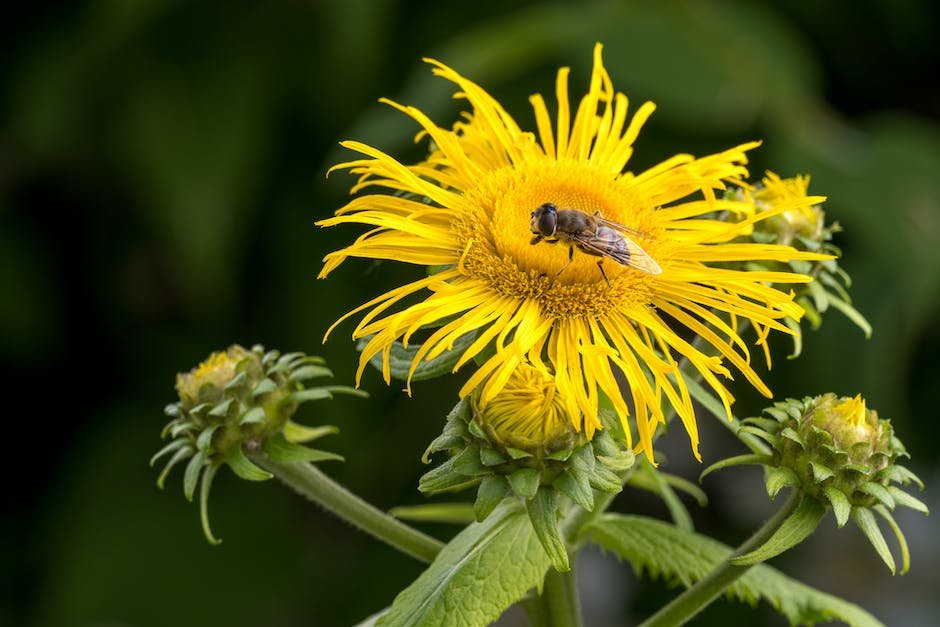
[529,202,662,285]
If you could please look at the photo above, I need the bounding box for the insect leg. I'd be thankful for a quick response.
[596,259,612,287]
[550,246,575,284]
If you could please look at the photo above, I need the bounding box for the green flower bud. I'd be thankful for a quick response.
[152,344,366,543]
[730,394,928,573]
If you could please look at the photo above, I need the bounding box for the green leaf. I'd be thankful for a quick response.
[419,457,479,494]
[262,433,344,463]
[525,487,570,572]
[582,514,883,626]
[358,330,479,383]
[288,365,333,383]
[852,507,895,574]
[822,487,851,527]
[475,475,510,522]
[826,296,873,338]
[389,503,476,524]
[376,503,553,627]
[765,467,799,499]
[225,446,274,481]
[732,496,825,565]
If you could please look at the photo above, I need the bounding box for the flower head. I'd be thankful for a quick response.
[153,345,365,543]
[729,394,928,573]
[319,44,828,461]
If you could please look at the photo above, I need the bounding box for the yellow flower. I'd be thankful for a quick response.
[318,44,828,461]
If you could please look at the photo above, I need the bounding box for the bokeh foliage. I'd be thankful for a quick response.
[2,1,938,625]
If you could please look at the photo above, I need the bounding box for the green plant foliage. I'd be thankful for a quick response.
[376,503,552,627]
[582,514,883,627]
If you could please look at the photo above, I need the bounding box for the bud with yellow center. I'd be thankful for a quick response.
[716,394,928,573]
[419,365,635,571]
[153,344,365,543]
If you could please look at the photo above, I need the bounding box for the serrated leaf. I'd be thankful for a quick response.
[359,330,479,383]
[226,446,274,481]
[582,514,882,627]
[475,475,510,522]
[852,507,895,574]
[732,495,825,565]
[376,503,553,627]
[525,487,569,572]
[822,487,851,527]
[262,433,343,463]
[389,503,476,524]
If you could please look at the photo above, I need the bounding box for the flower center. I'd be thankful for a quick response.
[454,157,663,319]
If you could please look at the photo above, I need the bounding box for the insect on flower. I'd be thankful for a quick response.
[529,202,662,285]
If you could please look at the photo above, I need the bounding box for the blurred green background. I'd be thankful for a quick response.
[3,1,939,626]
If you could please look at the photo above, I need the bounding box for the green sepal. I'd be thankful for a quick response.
[554,469,594,512]
[779,427,805,448]
[822,486,851,527]
[389,503,476,525]
[852,507,895,574]
[283,422,338,443]
[480,447,508,466]
[875,465,924,490]
[208,398,235,419]
[700,453,772,482]
[358,330,479,383]
[808,461,834,484]
[589,465,624,492]
[183,450,207,502]
[288,365,333,383]
[251,378,278,399]
[475,475,510,522]
[223,371,248,392]
[150,438,189,467]
[156,445,195,490]
[422,406,469,463]
[508,468,540,499]
[453,446,487,476]
[731,495,825,565]
[874,505,910,575]
[505,447,533,460]
[765,466,799,499]
[859,482,895,509]
[545,449,573,462]
[597,450,634,472]
[262,433,344,463]
[525,487,570,572]
[886,486,929,514]
[467,419,487,439]
[738,425,779,448]
[568,444,596,474]
[199,464,222,545]
[195,425,219,453]
[226,446,274,481]
[419,457,479,494]
[240,406,266,425]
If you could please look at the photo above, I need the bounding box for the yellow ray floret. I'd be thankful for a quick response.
[318,43,831,462]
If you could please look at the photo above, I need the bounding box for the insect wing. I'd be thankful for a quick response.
[571,229,662,275]
[593,215,649,240]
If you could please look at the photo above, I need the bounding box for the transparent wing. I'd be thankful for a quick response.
[571,228,662,275]
[593,214,652,240]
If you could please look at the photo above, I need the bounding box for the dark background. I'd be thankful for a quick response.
[2,1,939,626]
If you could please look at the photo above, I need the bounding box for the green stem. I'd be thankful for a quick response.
[256,457,443,564]
[638,489,803,627]
[542,562,583,627]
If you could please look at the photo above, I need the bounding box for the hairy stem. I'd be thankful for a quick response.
[638,489,802,627]
[255,456,443,564]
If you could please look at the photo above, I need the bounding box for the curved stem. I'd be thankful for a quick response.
[256,456,443,564]
[638,489,802,627]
